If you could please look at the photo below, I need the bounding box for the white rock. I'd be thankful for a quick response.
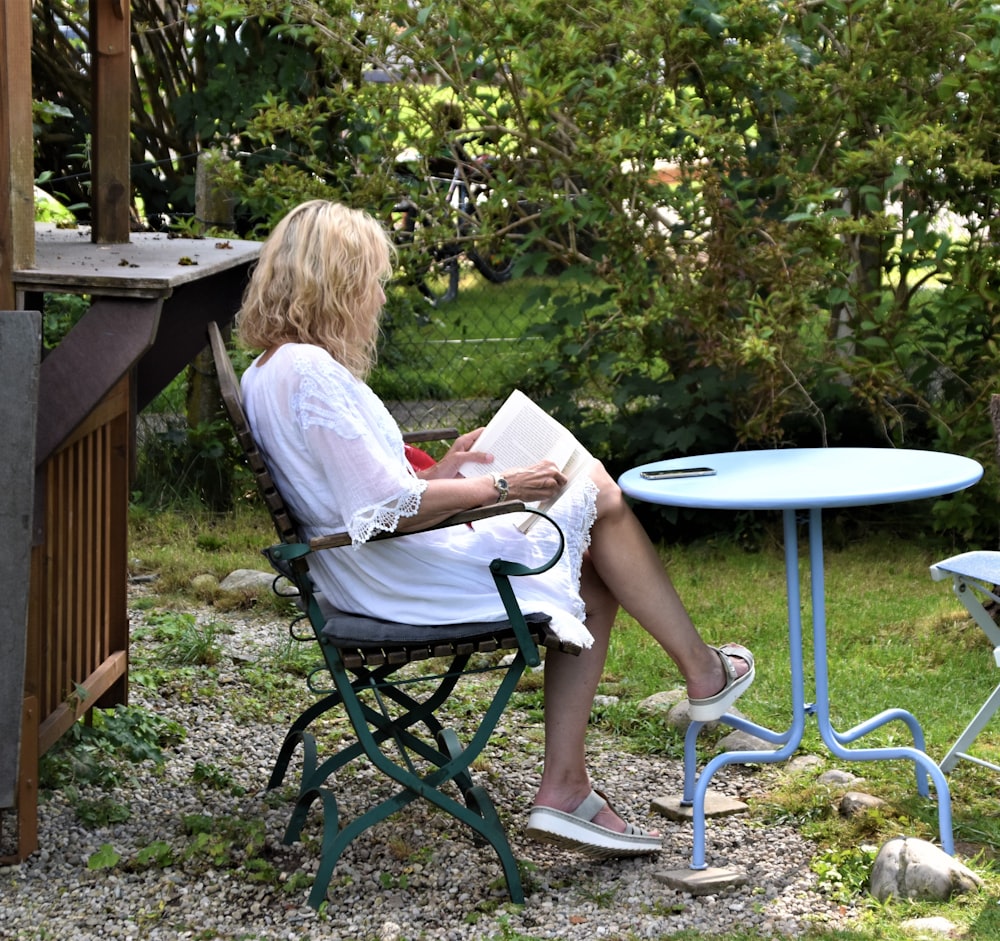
[869,837,982,902]
[219,568,275,591]
[899,915,958,936]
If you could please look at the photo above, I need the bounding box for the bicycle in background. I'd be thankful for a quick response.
[391,144,517,305]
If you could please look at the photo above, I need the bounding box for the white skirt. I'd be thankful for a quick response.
[305,477,599,649]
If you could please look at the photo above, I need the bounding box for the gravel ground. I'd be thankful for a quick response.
[0,596,855,941]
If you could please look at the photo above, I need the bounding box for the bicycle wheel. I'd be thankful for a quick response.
[393,199,461,305]
[468,237,514,283]
[465,198,517,283]
[417,253,460,305]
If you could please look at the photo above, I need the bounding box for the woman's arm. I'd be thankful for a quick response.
[396,460,567,532]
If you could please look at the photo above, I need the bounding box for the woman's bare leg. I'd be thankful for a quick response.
[531,465,750,834]
[585,462,748,701]
[534,554,635,830]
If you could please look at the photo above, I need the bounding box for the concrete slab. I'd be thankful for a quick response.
[653,866,749,895]
[650,791,749,820]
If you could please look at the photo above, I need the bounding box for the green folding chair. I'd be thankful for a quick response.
[208,322,581,908]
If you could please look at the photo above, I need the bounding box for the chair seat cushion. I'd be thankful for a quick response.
[322,610,552,648]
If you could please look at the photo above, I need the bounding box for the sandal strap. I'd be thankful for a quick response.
[715,642,754,679]
[571,789,608,822]
[711,645,738,683]
[588,788,656,839]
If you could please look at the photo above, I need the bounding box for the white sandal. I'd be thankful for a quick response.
[687,643,755,722]
[526,789,661,858]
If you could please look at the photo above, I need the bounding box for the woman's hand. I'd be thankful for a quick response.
[502,461,567,503]
[423,428,492,479]
[424,433,566,501]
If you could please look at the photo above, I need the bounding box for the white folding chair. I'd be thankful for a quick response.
[930,550,1000,773]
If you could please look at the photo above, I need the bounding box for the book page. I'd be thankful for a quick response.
[458,390,594,532]
[459,390,576,477]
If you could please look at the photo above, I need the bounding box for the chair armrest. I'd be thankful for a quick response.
[307,500,529,550]
[267,502,566,668]
[402,427,459,444]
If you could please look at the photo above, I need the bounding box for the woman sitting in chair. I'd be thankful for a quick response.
[236,199,755,858]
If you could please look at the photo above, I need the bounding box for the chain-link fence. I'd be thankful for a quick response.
[375,259,567,434]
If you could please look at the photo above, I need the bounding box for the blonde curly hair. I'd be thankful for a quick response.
[237,200,395,377]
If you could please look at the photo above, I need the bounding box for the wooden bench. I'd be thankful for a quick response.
[207,322,579,908]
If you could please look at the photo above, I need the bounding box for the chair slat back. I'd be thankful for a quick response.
[208,321,299,545]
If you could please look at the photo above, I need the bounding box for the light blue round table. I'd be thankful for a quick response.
[619,448,983,872]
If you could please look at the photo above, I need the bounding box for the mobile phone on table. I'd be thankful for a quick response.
[640,467,716,480]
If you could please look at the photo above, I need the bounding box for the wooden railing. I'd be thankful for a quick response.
[10,377,131,860]
[33,375,130,750]
[2,227,260,863]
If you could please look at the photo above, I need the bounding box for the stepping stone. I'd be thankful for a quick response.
[650,790,749,820]
[653,866,749,895]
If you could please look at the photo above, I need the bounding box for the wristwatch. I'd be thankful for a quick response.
[492,473,510,503]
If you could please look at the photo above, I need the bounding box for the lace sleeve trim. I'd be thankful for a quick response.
[348,478,427,546]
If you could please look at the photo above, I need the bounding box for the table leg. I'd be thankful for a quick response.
[806,508,954,855]
[684,508,954,869]
[684,509,810,869]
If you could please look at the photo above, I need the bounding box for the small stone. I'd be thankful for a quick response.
[190,572,219,592]
[785,755,824,774]
[637,688,686,714]
[592,694,619,709]
[379,920,402,940]
[218,568,274,592]
[665,699,747,732]
[839,791,885,817]
[715,729,773,756]
[818,769,864,787]
[899,915,958,936]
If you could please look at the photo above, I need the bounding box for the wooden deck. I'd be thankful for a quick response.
[1,225,260,862]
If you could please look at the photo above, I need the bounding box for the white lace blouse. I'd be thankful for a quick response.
[240,343,596,649]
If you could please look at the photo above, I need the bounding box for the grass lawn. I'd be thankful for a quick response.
[125,501,1000,939]
[372,268,605,405]
[373,272,553,403]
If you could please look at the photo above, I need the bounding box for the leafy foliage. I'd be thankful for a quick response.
[39,705,185,791]
[199,0,1000,537]
[138,610,226,666]
[31,0,1000,539]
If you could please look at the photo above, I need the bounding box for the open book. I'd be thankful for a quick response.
[459,389,595,532]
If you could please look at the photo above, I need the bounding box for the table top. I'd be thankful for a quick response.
[619,447,983,510]
[12,224,261,299]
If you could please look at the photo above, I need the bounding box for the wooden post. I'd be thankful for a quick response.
[188,152,234,421]
[90,0,131,243]
[0,311,40,815]
[195,150,236,231]
[0,0,35,306]
[187,152,233,501]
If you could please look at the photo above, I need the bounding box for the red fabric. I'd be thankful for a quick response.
[404,443,437,471]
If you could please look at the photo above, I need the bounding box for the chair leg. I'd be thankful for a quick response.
[938,574,1000,773]
[303,776,525,909]
[268,689,344,790]
[296,652,530,909]
[292,660,468,796]
[941,682,1000,773]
